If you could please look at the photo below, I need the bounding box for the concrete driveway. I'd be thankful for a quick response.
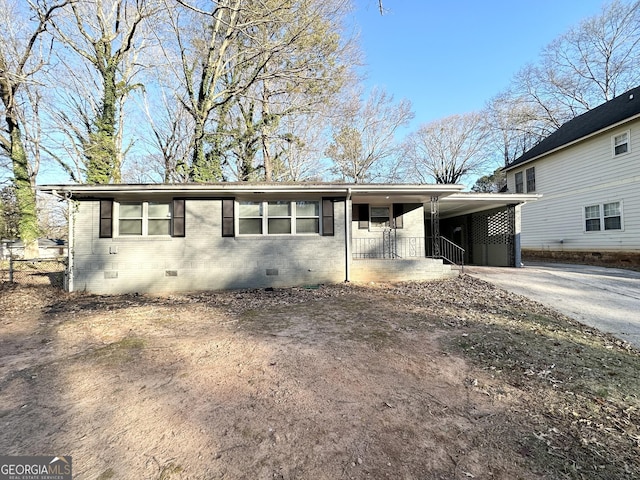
[465,263,640,350]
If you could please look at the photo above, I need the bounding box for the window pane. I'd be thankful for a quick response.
[296,218,319,234]
[604,217,621,230]
[239,202,262,217]
[371,207,389,217]
[296,201,319,216]
[515,172,524,193]
[149,219,171,235]
[120,203,142,218]
[585,219,601,231]
[615,143,628,155]
[239,218,262,234]
[604,202,620,216]
[268,218,291,234]
[149,202,170,218]
[268,201,291,217]
[585,205,600,219]
[614,133,628,155]
[119,219,142,235]
[526,167,535,192]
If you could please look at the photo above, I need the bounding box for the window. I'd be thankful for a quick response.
[238,200,320,235]
[118,201,172,236]
[584,205,601,232]
[370,206,391,228]
[268,201,291,234]
[515,172,524,193]
[296,201,320,234]
[239,201,263,235]
[584,201,622,232]
[526,167,536,192]
[613,131,629,156]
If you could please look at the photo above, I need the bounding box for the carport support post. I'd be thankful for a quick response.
[430,196,440,257]
[514,203,522,268]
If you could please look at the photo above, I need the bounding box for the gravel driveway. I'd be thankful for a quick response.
[466,262,640,349]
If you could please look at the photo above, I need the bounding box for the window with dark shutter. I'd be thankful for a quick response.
[172,199,185,237]
[393,203,404,229]
[356,204,369,229]
[222,198,235,237]
[99,199,113,238]
[322,198,334,236]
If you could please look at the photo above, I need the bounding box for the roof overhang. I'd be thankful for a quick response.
[439,192,541,218]
[504,111,640,171]
[38,182,466,203]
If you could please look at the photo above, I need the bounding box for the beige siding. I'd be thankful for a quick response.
[506,119,640,252]
[72,199,347,294]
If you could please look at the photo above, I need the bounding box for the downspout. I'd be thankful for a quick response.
[67,196,74,292]
[345,188,352,282]
[51,190,74,292]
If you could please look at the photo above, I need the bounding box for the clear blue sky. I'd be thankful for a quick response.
[352,0,607,131]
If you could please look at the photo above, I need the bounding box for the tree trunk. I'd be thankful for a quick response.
[9,117,39,257]
[86,64,119,183]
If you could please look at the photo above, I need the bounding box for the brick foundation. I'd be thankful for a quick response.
[522,249,640,271]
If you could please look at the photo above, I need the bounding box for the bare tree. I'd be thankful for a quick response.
[49,0,161,183]
[326,87,413,183]
[499,0,640,155]
[0,0,68,256]
[403,112,491,185]
[484,89,553,166]
[160,0,355,182]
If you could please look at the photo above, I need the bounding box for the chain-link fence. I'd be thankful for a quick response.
[0,258,67,288]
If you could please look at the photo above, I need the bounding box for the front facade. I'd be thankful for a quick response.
[504,86,640,265]
[40,183,536,294]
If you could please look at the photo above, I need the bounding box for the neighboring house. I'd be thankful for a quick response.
[503,85,640,266]
[38,183,537,294]
[1,238,68,260]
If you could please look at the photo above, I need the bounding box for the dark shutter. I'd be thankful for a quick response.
[322,198,334,236]
[99,199,113,238]
[172,199,186,237]
[357,204,369,229]
[393,203,404,229]
[222,198,234,237]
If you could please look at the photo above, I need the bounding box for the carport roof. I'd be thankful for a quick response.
[439,192,541,218]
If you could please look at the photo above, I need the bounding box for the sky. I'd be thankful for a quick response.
[34,0,610,185]
[352,0,608,131]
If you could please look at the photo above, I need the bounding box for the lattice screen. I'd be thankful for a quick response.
[471,207,515,245]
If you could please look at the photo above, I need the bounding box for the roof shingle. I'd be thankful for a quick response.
[505,85,640,169]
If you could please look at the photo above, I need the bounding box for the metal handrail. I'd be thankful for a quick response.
[437,236,465,272]
[352,234,464,271]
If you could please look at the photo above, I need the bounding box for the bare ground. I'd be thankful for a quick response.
[1,276,639,480]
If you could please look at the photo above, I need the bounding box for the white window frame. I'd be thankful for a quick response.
[525,167,536,193]
[369,205,392,230]
[114,201,172,237]
[612,130,630,157]
[237,200,321,236]
[514,171,524,193]
[583,200,624,233]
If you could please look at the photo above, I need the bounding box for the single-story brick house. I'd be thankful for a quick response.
[39,183,538,294]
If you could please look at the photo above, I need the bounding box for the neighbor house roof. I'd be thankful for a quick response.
[504,85,640,171]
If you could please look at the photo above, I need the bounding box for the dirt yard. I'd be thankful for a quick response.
[1,276,639,480]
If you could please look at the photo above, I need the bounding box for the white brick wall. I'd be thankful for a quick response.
[72,199,347,294]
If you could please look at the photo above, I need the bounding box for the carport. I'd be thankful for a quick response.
[438,193,540,267]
